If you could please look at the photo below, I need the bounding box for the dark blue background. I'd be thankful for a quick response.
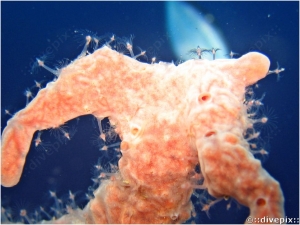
[1,2,299,224]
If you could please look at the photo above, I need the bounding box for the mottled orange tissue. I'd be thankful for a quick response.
[1,45,284,223]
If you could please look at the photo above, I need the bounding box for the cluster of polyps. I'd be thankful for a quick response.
[1,32,285,223]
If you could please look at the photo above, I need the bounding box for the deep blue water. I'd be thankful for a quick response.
[1,2,299,224]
